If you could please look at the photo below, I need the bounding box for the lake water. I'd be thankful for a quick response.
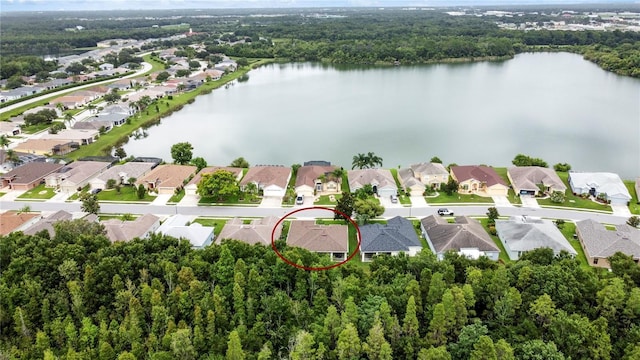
[124,52,640,179]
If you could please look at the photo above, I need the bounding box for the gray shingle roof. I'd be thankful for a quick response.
[421,215,499,254]
[496,216,577,255]
[576,219,640,259]
[360,216,421,252]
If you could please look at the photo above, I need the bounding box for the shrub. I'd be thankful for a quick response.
[553,163,572,172]
[550,191,565,204]
[106,179,117,189]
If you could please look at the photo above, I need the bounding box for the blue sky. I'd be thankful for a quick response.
[0,0,630,12]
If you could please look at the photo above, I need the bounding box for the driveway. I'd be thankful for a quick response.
[492,196,512,207]
[150,194,172,206]
[178,194,200,206]
[410,196,428,208]
[259,196,283,208]
[611,204,631,217]
[520,196,540,208]
[379,195,402,208]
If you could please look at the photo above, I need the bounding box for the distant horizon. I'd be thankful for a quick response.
[1,0,638,12]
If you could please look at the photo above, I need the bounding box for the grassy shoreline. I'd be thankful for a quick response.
[66,59,274,160]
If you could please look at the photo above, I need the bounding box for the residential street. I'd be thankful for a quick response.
[0,198,629,225]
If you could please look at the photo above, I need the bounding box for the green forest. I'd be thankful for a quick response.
[1,8,639,77]
[2,219,640,359]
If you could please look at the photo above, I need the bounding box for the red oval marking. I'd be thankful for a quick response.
[271,206,361,271]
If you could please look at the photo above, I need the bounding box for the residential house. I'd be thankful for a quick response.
[14,139,77,156]
[45,161,111,193]
[240,166,292,198]
[407,162,449,189]
[496,216,577,260]
[107,79,132,91]
[359,216,422,262]
[90,162,155,190]
[203,69,224,80]
[156,214,215,249]
[450,165,509,197]
[0,211,39,235]
[421,215,500,260]
[136,164,197,195]
[185,167,244,196]
[348,169,397,197]
[41,129,98,145]
[508,166,567,197]
[95,113,128,127]
[287,221,349,261]
[22,210,73,237]
[217,216,282,246]
[39,78,73,90]
[50,95,88,109]
[102,214,161,242]
[398,168,426,196]
[73,119,112,132]
[0,87,38,103]
[99,63,114,71]
[0,121,21,136]
[295,165,339,197]
[1,162,64,190]
[568,172,631,205]
[575,218,640,268]
[214,59,237,72]
[24,104,62,117]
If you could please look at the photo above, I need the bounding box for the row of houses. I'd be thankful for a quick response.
[4,207,635,268]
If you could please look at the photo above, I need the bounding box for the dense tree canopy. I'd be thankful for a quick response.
[2,221,639,359]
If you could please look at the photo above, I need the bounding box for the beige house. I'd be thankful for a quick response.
[287,220,349,261]
[408,162,449,189]
[45,161,111,193]
[14,139,77,156]
[90,162,155,190]
[576,219,640,269]
[450,165,509,197]
[102,214,161,242]
[348,169,397,197]
[508,166,566,197]
[240,166,291,198]
[217,216,282,246]
[294,165,339,197]
[0,211,39,235]
[398,168,426,196]
[1,162,64,190]
[136,164,197,195]
[40,129,99,146]
[185,166,244,196]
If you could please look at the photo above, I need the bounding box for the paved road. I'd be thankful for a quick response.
[0,199,628,225]
[0,62,152,115]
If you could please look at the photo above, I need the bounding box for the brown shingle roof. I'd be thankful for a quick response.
[136,164,197,189]
[217,216,281,246]
[287,220,348,253]
[102,214,160,242]
[421,215,499,254]
[187,166,243,187]
[451,165,506,187]
[295,165,336,188]
[0,162,64,186]
[240,166,291,189]
[508,166,566,192]
[0,211,38,235]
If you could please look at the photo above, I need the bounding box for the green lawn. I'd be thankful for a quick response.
[143,54,168,74]
[341,174,350,193]
[557,221,590,269]
[0,192,5,198]
[348,222,363,265]
[168,189,185,204]
[478,218,512,263]
[96,186,154,202]
[315,194,342,205]
[20,123,51,134]
[17,184,56,200]
[192,218,229,237]
[199,193,261,206]
[537,172,612,212]
[624,180,639,215]
[426,192,495,204]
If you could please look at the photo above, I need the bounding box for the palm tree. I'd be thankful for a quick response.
[63,113,75,127]
[177,83,186,93]
[5,149,20,167]
[86,103,96,114]
[366,152,383,168]
[331,168,345,183]
[352,153,368,169]
[0,135,10,150]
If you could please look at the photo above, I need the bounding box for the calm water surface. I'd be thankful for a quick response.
[124,53,640,178]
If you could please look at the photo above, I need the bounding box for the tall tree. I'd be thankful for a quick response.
[470,335,497,360]
[334,192,355,221]
[229,157,249,168]
[197,170,240,201]
[290,330,317,360]
[170,142,194,165]
[226,330,244,360]
[337,323,361,360]
[363,317,392,360]
[80,193,100,215]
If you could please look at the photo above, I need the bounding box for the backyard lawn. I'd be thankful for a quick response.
[557,221,590,269]
[478,218,512,263]
[624,180,639,215]
[97,186,154,202]
[17,184,56,200]
[192,218,229,237]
